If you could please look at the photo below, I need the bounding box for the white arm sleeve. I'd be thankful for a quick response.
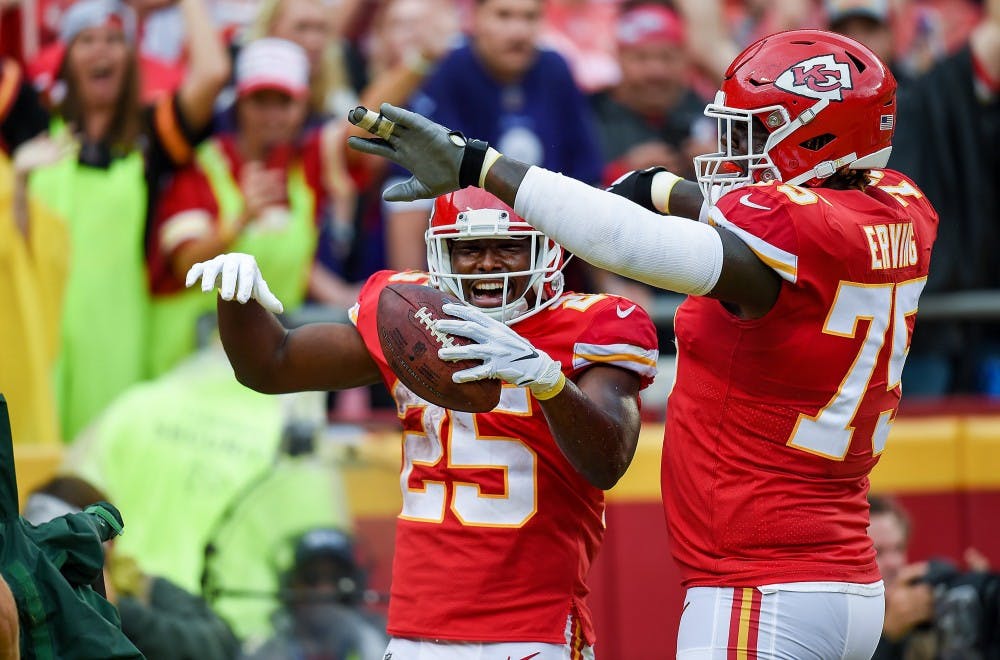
[514,167,724,296]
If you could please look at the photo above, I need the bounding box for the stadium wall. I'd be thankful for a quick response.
[12,411,1000,656]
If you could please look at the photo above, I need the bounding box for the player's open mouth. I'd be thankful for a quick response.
[470,280,506,307]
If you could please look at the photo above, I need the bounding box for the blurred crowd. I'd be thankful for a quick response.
[0,0,998,655]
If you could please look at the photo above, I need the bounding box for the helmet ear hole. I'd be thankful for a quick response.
[800,133,836,151]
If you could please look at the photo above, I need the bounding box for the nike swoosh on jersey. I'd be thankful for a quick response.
[506,654,541,660]
[511,349,540,362]
[739,193,772,211]
[616,304,637,318]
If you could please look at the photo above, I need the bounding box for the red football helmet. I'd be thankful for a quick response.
[425,187,569,325]
[694,29,897,201]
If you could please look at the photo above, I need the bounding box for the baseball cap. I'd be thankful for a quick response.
[825,0,890,27]
[59,0,137,45]
[235,38,309,98]
[616,4,685,48]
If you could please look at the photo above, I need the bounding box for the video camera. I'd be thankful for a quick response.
[921,559,1000,659]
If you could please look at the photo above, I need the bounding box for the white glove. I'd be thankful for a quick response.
[184,253,284,314]
[434,303,566,400]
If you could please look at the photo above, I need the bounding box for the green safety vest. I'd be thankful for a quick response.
[146,140,318,378]
[28,122,150,443]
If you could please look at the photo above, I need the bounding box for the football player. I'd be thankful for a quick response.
[345,29,939,659]
[186,187,658,659]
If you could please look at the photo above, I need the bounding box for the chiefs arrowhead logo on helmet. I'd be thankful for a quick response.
[775,54,854,102]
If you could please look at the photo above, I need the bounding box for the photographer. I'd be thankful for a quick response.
[869,495,1000,659]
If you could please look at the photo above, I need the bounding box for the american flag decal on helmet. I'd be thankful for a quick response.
[880,114,894,130]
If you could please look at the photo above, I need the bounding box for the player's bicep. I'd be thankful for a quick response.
[277,322,383,391]
[707,226,782,317]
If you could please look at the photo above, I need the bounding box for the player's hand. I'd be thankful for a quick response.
[606,166,683,215]
[434,303,565,400]
[346,103,499,202]
[185,253,284,314]
[12,132,78,175]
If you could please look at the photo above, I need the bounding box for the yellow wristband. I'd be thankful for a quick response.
[650,171,682,214]
[530,372,566,401]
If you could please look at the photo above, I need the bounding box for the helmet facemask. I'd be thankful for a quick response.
[425,207,568,325]
[694,90,838,202]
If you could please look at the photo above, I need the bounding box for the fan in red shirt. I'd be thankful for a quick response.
[344,28,940,660]
[146,37,364,377]
[185,187,659,659]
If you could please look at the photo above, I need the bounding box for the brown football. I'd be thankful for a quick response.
[377,282,502,413]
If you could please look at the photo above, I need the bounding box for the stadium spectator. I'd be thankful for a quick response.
[825,0,897,76]
[589,3,707,184]
[347,26,940,656]
[674,0,820,85]
[385,0,603,271]
[186,187,658,658]
[242,527,387,660]
[22,475,241,660]
[146,38,341,376]
[310,0,459,295]
[244,0,363,122]
[866,495,936,658]
[24,0,228,442]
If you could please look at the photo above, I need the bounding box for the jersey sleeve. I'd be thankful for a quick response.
[0,58,49,154]
[145,93,211,169]
[568,295,659,389]
[710,183,801,283]
[147,166,219,293]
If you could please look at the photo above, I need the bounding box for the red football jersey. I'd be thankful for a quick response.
[352,270,658,644]
[664,170,939,587]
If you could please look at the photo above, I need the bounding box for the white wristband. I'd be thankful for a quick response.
[514,168,723,296]
[650,171,682,214]
[479,147,503,188]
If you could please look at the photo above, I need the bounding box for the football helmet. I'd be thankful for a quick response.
[694,29,897,201]
[425,187,568,325]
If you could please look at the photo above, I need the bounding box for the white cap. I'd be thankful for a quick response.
[236,38,310,98]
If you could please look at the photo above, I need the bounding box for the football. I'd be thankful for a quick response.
[377,283,502,413]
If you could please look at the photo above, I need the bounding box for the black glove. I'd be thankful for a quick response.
[347,104,498,201]
[605,167,672,213]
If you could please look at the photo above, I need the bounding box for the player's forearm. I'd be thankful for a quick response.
[539,384,639,490]
[217,298,291,392]
[485,161,723,295]
[668,180,705,219]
